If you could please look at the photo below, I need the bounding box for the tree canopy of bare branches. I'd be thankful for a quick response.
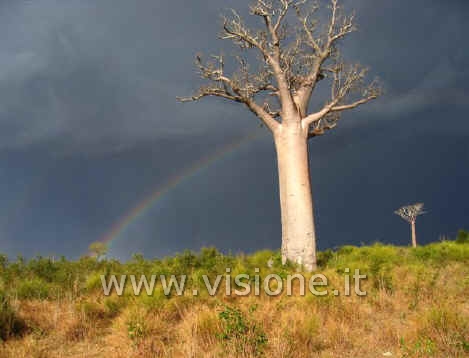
[178,0,381,137]
[395,203,425,224]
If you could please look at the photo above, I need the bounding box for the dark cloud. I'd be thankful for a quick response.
[0,0,468,259]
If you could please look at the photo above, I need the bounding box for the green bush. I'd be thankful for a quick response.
[139,286,170,311]
[413,241,469,264]
[217,305,267,356]
[456,230,469,244]
[126,308,148,342]
[26,256,59,282]
[15,278,50,300]
[103,297,125,317]
[248,250,277,269]
[198,247,221,269]
[0,291,26,340]
[317,249,335,268]
[85,272,105,292]
[337,245,357,255]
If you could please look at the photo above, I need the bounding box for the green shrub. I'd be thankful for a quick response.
[217,305,267,356]
[26,256,59,282]
[248,250,277,269]
[16,278,50,300]
[126,308,148,342]
[456,230,469,244]
[317,249,335,268]
[103,297,125,317]
[337,245,357,255]
[139,286,170,311]
[413,242,469,263]
[85,272,105,292]
[0,291,26,340]
[172,250,198,273]
[198,247,235,272]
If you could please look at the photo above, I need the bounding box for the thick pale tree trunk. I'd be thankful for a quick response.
[410,220,417,248]
[274,122,317,271]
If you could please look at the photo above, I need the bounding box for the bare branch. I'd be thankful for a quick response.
[245,98,281,131]
[307,112,339,137]
[221,9,271,60]
[326,0,357,50]
[291,0,359,116]
[301,99,338,126]
[178,54,280,132]
[263,101,281,118]
[328,1,356,43]
[177,87,242,103]
[301,10,323,56]
[222,4,298,118]
[302,63,381,128]
[274,0,291,33]
[330,96,377,112]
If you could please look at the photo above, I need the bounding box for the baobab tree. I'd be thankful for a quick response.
[179,0,381,271]
[88,241,108,260]
[394,203,425,248]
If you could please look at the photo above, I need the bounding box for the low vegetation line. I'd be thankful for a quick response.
[0,236,468,357]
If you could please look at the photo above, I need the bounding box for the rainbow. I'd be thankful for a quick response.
[98,129,266,251]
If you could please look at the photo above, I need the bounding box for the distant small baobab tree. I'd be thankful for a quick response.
[394,203,425,248]
[88,241,108,260]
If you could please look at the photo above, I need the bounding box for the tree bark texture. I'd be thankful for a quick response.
[274,122,317,271]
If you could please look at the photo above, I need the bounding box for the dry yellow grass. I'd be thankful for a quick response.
[0,265,467,357]
[1,244,469,357]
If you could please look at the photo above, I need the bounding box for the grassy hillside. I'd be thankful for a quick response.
[1,239,468,357]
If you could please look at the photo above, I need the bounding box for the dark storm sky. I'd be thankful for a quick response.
[0,0,468,260]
